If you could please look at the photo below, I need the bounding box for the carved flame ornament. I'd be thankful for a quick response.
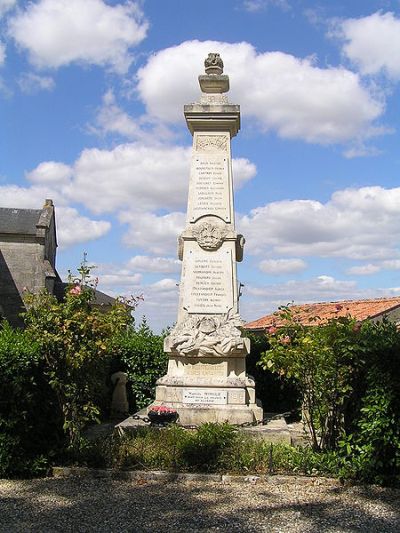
[204,53,224,75]
[193,221,227,251]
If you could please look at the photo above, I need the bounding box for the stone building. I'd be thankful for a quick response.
[0,200,57,327]
[0,199,116,327]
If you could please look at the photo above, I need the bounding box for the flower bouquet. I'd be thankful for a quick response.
[147,405,178,427]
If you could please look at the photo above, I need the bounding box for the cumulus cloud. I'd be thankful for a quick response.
[91,90,143,139]
[25,143,256,215]
[128,255,181,273]
[137,40,384,145]
[337,12,400,79]
[241,276,400,322]
[346,264,381,275]
[382,260,400,270]
[91,263,179,331]
[0,0,16,17]
[259,258,307,275]
[239,185,400,261]
[242,0,290,12]
[26,161,72,185]
[0,184,110,248]
[56,207,111,249]
[71,143,191,213]
[18,72,55,93]
[119,211,185,255]
[8,0,148,73]
[0,42,5,65]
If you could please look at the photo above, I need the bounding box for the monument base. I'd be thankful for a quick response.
[151,370,263,426]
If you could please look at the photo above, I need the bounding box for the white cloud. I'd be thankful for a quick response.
[242,0,290,12]
[137,40,384,145]
[0,0,16,17]
[91,89,143,139]
[128,255,181,273]
[241,276,400,322]
[25,143,255,215]
[56,206,111,249]
[381,260,400,270]
[18,72,55,93]
[337,12,400,79]
[0,184,110,249]
[91,264,179,331]
[26,161,72,185]
[8,0,148,74]
[347,264,380,275]
[0,42,5,65]
[239,185,400,261]
[71,143,191,214]
[259,258,307,275]
[119,211,185,255]
[232,158,257,188]
[0,184,65,208]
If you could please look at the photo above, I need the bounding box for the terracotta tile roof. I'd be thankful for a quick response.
[245,296,400,331]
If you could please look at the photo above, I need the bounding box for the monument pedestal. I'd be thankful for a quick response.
[151,53,263,426]
[153,352,262,425]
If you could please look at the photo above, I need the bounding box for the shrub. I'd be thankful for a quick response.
[23,264,135,450]
[245,332,300,416]
[109,319,168,412]
[0,322,60,477]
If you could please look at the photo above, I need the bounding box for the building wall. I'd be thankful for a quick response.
[0,236,47,327]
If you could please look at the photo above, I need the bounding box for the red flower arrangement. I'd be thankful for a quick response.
[148,405,178,426]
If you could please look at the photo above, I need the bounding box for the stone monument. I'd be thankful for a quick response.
[152,53,263,425]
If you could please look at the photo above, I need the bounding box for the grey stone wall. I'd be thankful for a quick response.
[0,237,48,327]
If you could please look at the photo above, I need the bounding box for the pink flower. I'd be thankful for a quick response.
[268,326,278,335]
[280,335,291,345]
[69,284,82,295]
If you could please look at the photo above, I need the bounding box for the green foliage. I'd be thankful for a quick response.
[23,264,135,450]
[0,322,59,477]
[72,423,341,477]
[261,308,367,450]
[245,332,300,416]
[260,306,400,484]
[109,319,168,411]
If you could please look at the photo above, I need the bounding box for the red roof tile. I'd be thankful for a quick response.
[245,296,400,331]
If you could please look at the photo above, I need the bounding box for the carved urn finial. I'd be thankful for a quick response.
[204,53,224,75]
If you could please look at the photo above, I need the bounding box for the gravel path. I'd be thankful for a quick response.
[1,475,400,532]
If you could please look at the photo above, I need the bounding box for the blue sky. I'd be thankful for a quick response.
[2,0,400,331]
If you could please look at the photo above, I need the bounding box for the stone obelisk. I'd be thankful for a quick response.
[153,53,263,425]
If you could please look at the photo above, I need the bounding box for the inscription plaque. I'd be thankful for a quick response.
[183,246,234,314]
[188,155,230,222]
[183,389,227,405]
[186,362,226,377]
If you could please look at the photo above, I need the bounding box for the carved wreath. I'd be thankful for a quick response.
[193,221,227,251]
[165,311,246,357]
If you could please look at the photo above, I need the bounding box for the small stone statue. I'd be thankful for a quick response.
[204,52,224,75]
[110,371,129,418]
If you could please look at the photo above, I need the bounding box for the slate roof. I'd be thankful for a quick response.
[245,296,400,331]
[0,208,42,235]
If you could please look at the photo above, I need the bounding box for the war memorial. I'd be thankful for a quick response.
[149,53,263,426]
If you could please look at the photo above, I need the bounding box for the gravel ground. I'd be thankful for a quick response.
[1,475,400,532]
